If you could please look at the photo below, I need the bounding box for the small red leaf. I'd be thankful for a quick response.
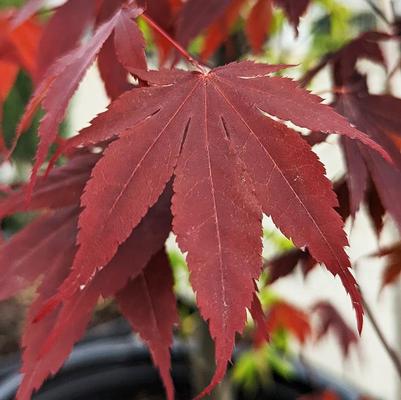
[266,301,311,343]
[273,0,310,33]
[372,244,401,290]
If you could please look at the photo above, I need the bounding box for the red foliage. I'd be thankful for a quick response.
[1,2,400,399]
[304,32,401,234]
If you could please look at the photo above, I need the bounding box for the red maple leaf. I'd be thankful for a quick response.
[1,5,396,398]
[303,32,401,234]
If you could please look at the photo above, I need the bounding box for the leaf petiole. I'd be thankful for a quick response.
[141,13,207,73]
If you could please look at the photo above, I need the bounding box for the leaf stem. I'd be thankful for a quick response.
[361,292,401,379]
[141,13,206,73]
[362,0,391,25]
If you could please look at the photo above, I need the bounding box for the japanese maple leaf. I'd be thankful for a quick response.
[312,301,358,358]
[14,0,168,101]
[304,32,401,233]
[253,300,311,345]
[50,61,388,396]
[14,0,146,193]
[0,151,100,217]
[0,151,177,400]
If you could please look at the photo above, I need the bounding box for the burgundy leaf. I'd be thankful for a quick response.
[273,0,310,33]
[336,91,401,234]
[0,207,77,301]
[0,152,99,218]
[341,136,369,216]
[267,248,316,283]
[36,61,383,395]
[367,185,385,237]
[17,188,172,400]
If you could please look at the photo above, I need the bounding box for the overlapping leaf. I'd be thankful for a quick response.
[18,191,173,400]
[267,301,311,343]
[304,32,401,232]
[0,150,176,399]
[14,0,146,193]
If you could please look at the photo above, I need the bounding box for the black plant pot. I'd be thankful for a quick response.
[0,319,364,400]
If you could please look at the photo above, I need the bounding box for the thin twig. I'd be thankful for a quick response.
[363,0,391,25]
[361,292,401,379]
